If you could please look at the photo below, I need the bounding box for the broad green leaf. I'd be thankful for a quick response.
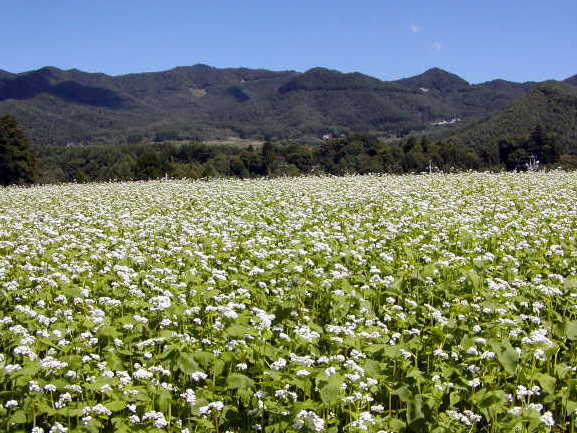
[449,391,461,407]
[111,417,131,433]
[406,396,425,427]
[97,325,120,338]
[364,343,389,354]
[394,385,413,403]
[10,409,27,424]
[465,269,482,290]
[238,387,253,406]
[106,400,126,412]
[363,359,381,377]
[534,373,556,394]
[565,400,577,415]
[177,352,199,374]
[226,373,255,390]
[478,390,507,408]
[565,321,577,340]
[63,286,82,298]
[406,367,426,385]
[490,340,518,375]
[319,381,341,405]
[157,390,172,412]
[193,351,214,368]
[213,358,225,378]
[568,379,577,400]
[225,324,249,337]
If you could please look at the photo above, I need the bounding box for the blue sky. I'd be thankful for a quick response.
[3,1,576,83]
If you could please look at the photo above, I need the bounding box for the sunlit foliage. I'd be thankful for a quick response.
[0,172,576,432]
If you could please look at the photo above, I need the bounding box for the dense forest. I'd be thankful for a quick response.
[28,127,569,185]
[0,114,573,186]
[447,81,577,155]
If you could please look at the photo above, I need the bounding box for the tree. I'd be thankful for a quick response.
[262,141,275,175]
[526,125,559,165]
[134,149,168,180]
[0,115,37,185]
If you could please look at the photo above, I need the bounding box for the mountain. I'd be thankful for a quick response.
[0,67,130,108]
[0,70,14,80]
[565,74,577,86]
[396,67,470,93]
[446,81,577,155]
[0,64,540,145]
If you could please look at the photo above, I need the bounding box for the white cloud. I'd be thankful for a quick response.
[433,42,442,51]
[410,24,421,33]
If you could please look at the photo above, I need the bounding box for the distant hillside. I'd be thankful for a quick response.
[566,74,577,86]
[446,81,577,155]
[0,64,551,146]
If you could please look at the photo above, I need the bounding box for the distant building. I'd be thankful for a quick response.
[431,117,461,126]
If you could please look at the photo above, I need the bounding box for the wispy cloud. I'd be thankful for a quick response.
[410,24,421,33]
[432,42,442,51]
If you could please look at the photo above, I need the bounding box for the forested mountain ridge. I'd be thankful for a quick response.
[0,64,548,146]
[446,81,577,158]
[565,74,577,86]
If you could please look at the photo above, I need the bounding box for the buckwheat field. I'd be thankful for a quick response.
[1,172,577,433]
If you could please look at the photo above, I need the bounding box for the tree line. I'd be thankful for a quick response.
[0,115,571,186]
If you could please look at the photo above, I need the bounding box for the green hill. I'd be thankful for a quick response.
[565,74,577,86]
[446,81,577,156]
[0,65,538,146]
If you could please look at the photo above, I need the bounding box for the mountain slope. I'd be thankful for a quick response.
[447,81,577,154]
[565,74,577,86]
[0,65,537,145]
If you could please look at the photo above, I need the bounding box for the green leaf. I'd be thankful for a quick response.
[363,360,381,377]
[565,321,577,340]
[111,417,131,433]
[490,340,518,375]
[478,390,507,408]
[394,385,413,403]
[226,373,255,390]
[177,352,199,374]
[193,351,214,368]
[407,367,426,385]
[63,286,82,298]
[568,380,577,400]
[130,387,151,402]
[289,377,312,395]
[319,381,341,405]
[449,391,461,407]
[157,390,172,412]
[213,359,225,378]
[10,409,27,424]
[364,344,389,354]
[106,400,126,412]
[225,324,249,337]
[534,373,556,394]
[238,387,253,406]
[464,269,482,290]
[407,396,425,427]
[565,400,577,415]
[97,325,120,338]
